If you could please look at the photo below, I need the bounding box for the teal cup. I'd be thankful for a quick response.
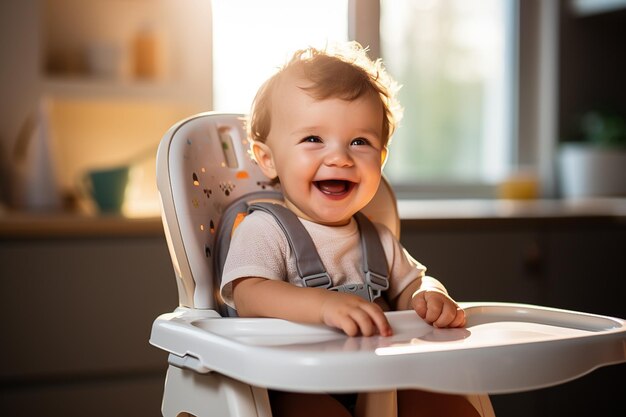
[83,165,130,213]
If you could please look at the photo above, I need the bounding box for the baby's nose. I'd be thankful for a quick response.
[324,146,354,167]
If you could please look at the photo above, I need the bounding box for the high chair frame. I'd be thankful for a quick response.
[150,112,626,417]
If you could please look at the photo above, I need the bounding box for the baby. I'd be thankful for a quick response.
[220,42,479,417]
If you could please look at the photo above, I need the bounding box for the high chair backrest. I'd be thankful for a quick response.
[157,112,400,310]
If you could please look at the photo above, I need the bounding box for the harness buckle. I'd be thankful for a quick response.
[364,270,389,301]
[302,272,332,289]
[365,270,389,291]
[330,270,389,302]
[332,284,372,301]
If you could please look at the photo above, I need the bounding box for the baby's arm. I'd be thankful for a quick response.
[233,277,393,337]
[393,276,466,328]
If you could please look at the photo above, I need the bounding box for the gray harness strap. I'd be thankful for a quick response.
[354,211,390,298]
[248,202,389,301]
[214,191,284,317]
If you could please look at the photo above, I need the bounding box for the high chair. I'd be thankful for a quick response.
[150,112,626,417]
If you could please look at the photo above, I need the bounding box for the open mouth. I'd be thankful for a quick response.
[314,180,355,197]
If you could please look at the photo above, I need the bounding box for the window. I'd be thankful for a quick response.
[211,0,521,197]
[211,0,349,113]
[380,0,518,192]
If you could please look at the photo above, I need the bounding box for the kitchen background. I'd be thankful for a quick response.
[2,0,213,217]
[1,1,625,417]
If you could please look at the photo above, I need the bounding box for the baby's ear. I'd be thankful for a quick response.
[380,147,389,168]
[251,141,278,179]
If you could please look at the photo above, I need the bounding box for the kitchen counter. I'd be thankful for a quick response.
[1,200,624,417]
[398,197,626,230]
[0,211,164,238]
[399,197,626,219]
[1,198,625,238]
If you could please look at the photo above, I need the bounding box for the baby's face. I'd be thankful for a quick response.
[253,73,386,226]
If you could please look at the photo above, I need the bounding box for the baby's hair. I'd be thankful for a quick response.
[247,41,402,147]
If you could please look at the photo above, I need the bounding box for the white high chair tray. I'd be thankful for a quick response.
[150,302,626,395]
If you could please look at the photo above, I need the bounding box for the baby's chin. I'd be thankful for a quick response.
[284,193,366,226]
[308,207,361,227]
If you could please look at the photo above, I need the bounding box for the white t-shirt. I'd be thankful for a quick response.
[220,210,426,309]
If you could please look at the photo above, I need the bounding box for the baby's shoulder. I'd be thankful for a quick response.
[372,220,395,240]
[233,209,288,240]
[371,220,402,251]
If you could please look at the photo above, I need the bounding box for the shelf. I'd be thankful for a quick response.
[42,0,213,105]
[43,77,210,104]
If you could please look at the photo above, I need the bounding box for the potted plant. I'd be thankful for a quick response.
[558,109,626,198]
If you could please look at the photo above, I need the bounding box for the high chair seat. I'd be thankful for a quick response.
[150,112,626,417]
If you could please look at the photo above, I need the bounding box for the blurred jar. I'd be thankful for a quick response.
[498,169,540,200]
[132,26,163,80]
[86,41,124,79]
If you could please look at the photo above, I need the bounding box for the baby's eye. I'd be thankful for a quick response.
[351,137,370,146]
[301,135,322,143]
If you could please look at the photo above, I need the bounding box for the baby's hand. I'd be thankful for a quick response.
[411,289,466,328]
[320,291,392,337]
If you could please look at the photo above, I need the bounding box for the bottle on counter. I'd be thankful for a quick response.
[132,24,164,80]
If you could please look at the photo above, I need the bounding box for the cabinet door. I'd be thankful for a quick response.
[536,225,626,417]
[0,375,165,417]
[400,227,546,304]
[0,236,177,416]
[546,225,626,318]
[0,237,177,384]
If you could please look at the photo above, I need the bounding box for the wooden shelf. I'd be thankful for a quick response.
[43,77,209,104]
